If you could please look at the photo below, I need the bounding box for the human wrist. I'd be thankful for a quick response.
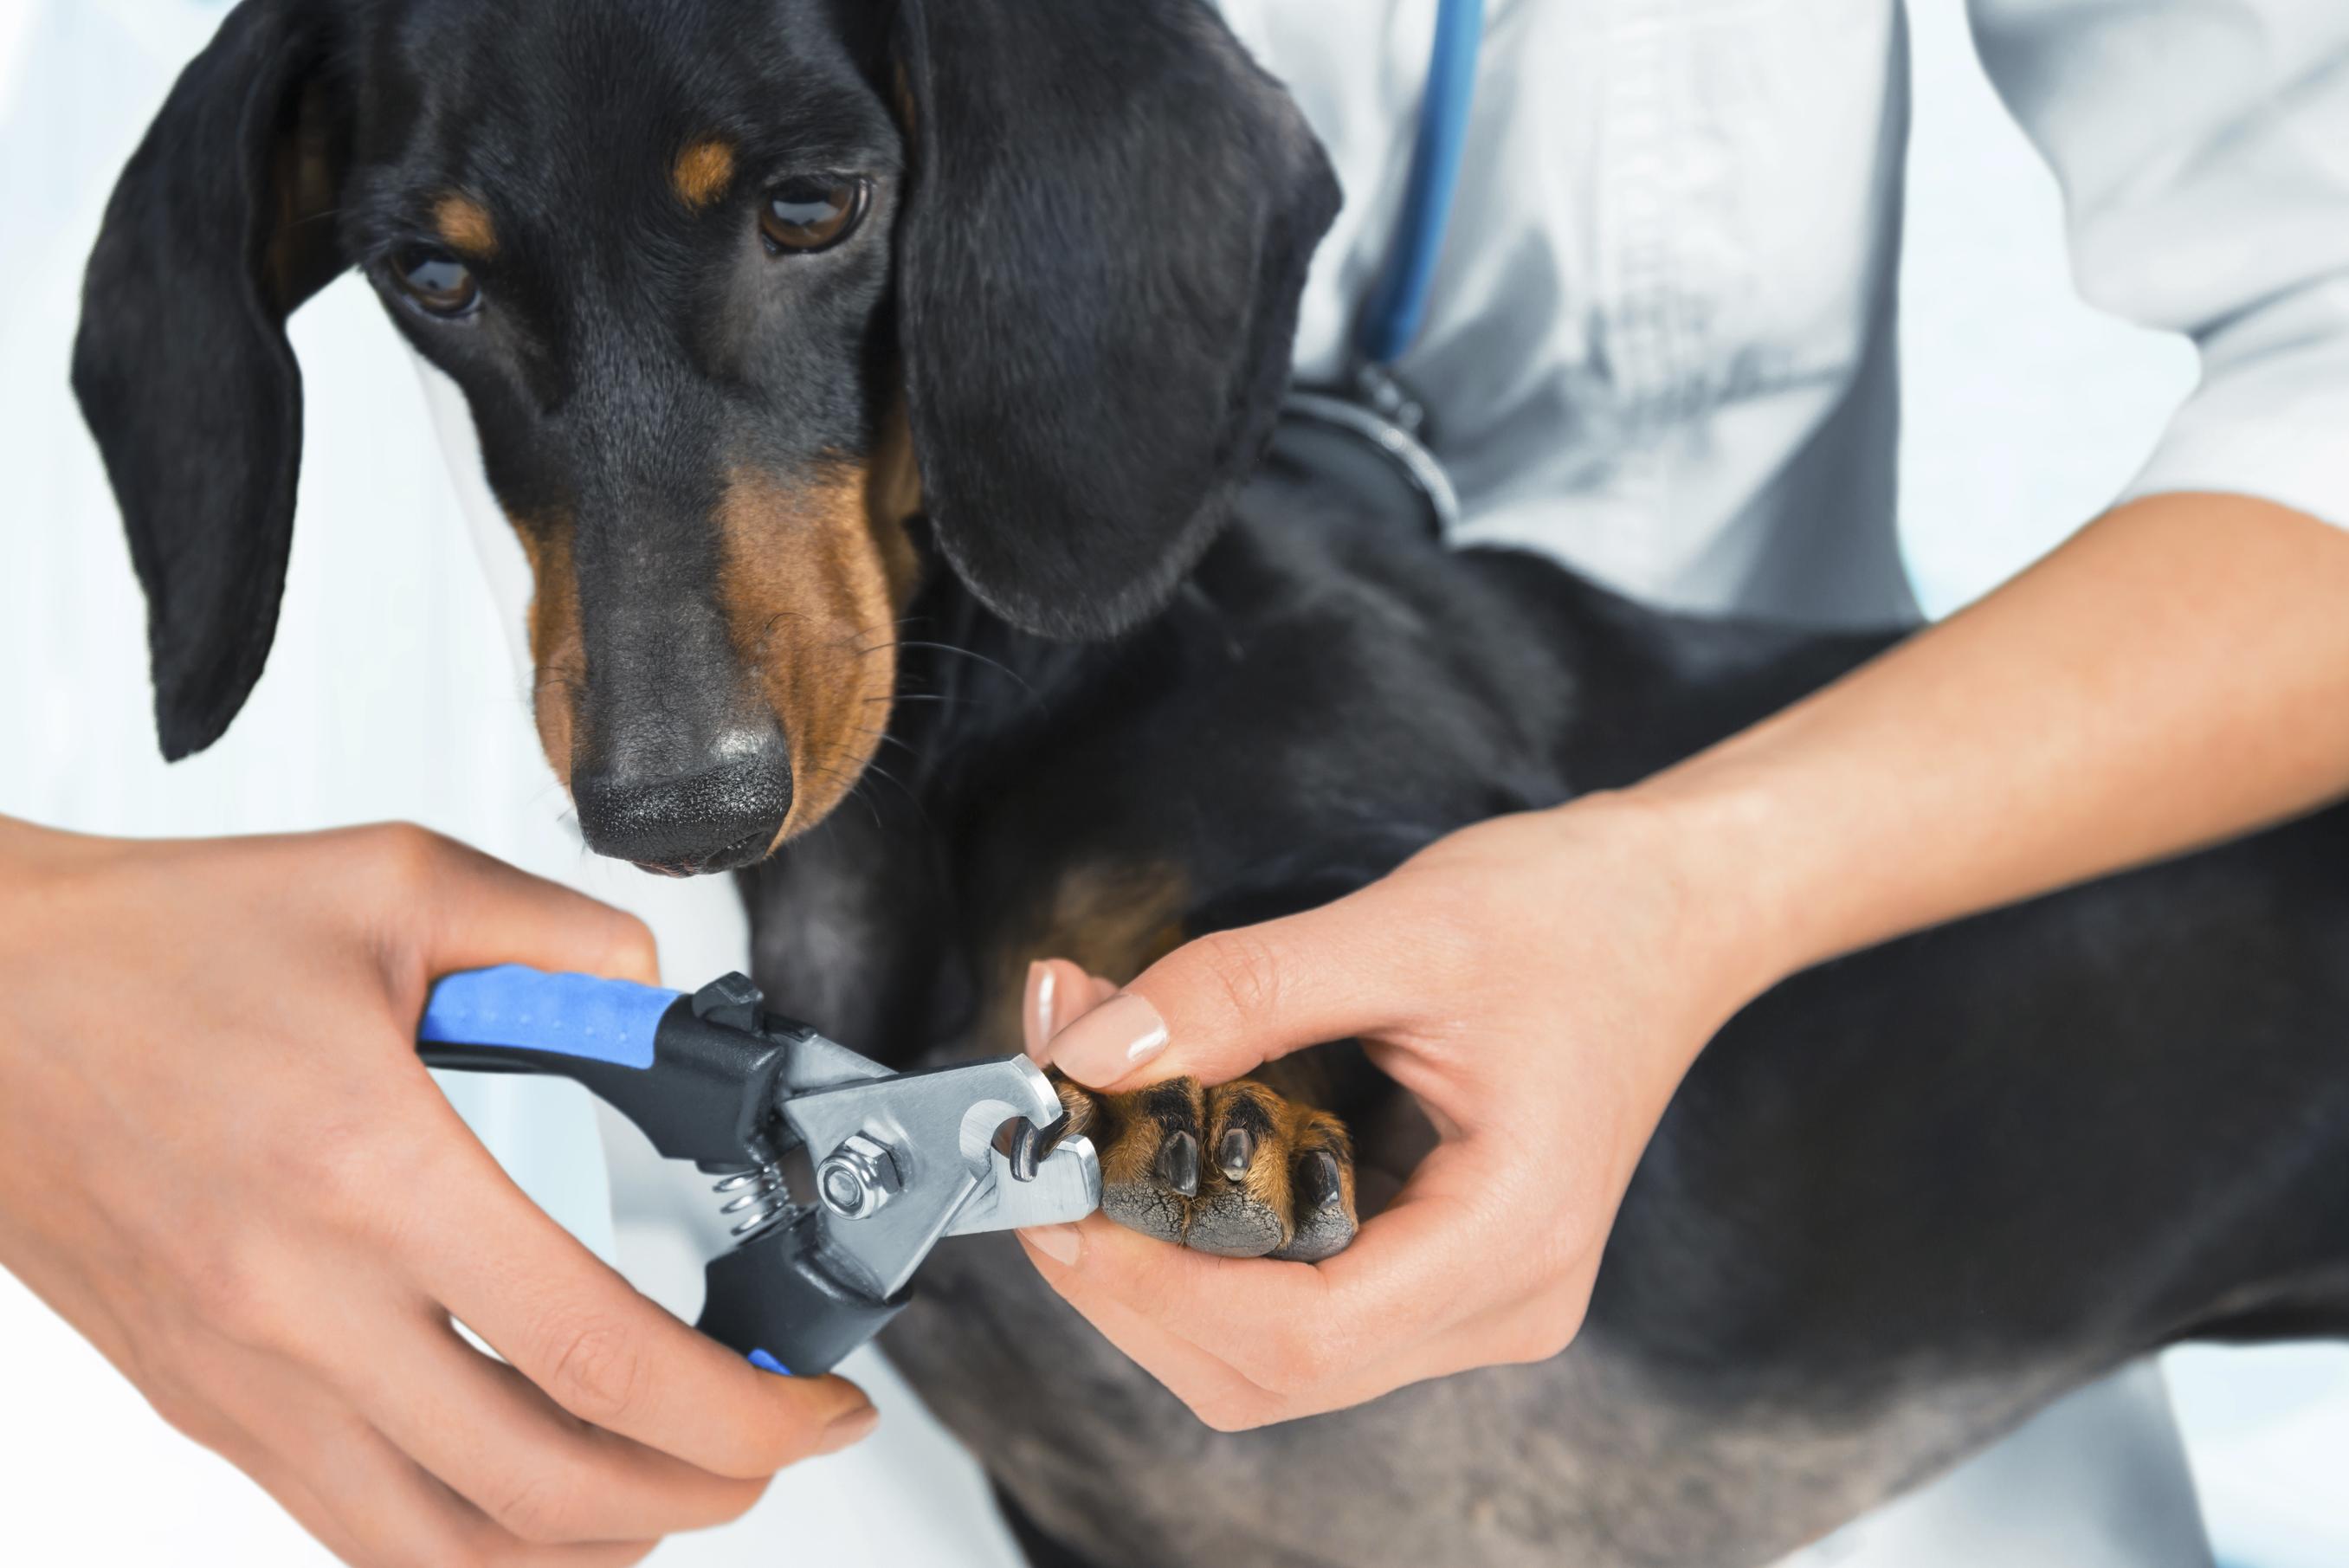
[1561,768,1823,1021]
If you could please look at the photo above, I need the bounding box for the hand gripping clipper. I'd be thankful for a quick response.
[416,965,1099,1375]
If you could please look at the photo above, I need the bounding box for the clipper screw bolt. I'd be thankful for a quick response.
[818,1132,902,1219]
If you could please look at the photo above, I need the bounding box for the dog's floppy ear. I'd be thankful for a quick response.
[892,0,1339,640]
[73,1,350,760]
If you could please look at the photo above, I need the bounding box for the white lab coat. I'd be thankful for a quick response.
[1223,0,2349,625]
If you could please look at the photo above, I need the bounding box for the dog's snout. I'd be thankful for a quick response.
[573,728,793,876]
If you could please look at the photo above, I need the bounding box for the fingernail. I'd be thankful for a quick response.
[1021,1223,1082,1267]
[1047,992,1167,1085]
[815,1403,880,1455]
[1024,960,1056,1060]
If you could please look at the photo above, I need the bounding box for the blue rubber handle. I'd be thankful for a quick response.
[419,965,681,1069]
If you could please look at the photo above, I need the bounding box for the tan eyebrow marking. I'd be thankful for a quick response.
[432,194,499,258]
[673,138,738,210]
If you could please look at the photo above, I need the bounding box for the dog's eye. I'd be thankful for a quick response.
[391,246,481,318]
[758,176,868,255]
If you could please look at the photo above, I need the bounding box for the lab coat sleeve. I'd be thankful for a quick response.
[1969,0,2349,531]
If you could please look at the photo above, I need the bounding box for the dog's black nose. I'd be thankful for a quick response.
[572,731,794,876]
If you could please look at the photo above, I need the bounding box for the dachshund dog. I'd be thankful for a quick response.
[74,2,2349,1565]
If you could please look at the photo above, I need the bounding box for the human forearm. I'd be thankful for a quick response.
[1633,492,2349,993]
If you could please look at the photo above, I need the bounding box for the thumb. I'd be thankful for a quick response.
[1042,887,1411,1092]
[349,825,663,1008]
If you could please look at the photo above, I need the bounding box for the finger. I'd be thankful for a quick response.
[344,823,662,995]
[1015,1236,1291,1429]
[1041,887,1426,1091]
[1014,1221,1493,1429]
[1022,1142,1515,1393]
[403,1137,876,1480]
[299,1414,657,1568]
[414,830,661,983]
[246,1464,378,1566]
[1020,1207,1585,1429]
[350,1309,772,1544]
[1200,1280,1598,1425]
[1023,960,1117,1060]
[209,1426,378,1567]
[207,1342,658,1568]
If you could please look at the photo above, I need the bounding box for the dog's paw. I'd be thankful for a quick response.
[1053,1076,1358,1261]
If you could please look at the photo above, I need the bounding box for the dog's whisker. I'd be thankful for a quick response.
[797,756,895,835]
[857,637,1035,693]
[831,773,885,834]
[847,754,933,829]
[874,691,970,707]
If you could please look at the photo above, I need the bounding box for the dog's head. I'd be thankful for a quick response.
[74,0,1336,873]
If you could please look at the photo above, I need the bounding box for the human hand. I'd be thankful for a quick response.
[0,818,875,1565]
[1014,797,1773,1429]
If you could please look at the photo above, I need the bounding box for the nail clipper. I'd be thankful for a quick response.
[417,966,1099,1375]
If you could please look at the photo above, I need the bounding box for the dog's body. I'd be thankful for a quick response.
[745,467,2349,1568]
[73,2,2349,1565]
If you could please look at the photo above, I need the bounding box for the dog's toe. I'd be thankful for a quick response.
[1087,1078,1200,1245]
[1277,1139,1358,1262]
[1184,1194,1287,1256]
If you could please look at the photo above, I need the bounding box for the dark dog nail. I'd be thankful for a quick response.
[1216,1126,1255,1182]
[1298,1149,1343,1211]
[1158,1130,1200,1197]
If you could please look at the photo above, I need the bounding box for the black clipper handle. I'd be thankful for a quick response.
[703,1216,906,1376]
[418,966,900,1374]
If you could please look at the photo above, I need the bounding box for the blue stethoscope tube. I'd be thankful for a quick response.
[1353,0,1485,368]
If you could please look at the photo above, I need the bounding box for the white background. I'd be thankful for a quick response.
[1,1,2343,1565]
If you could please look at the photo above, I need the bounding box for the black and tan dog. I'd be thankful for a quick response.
[73,2,2349,1565]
